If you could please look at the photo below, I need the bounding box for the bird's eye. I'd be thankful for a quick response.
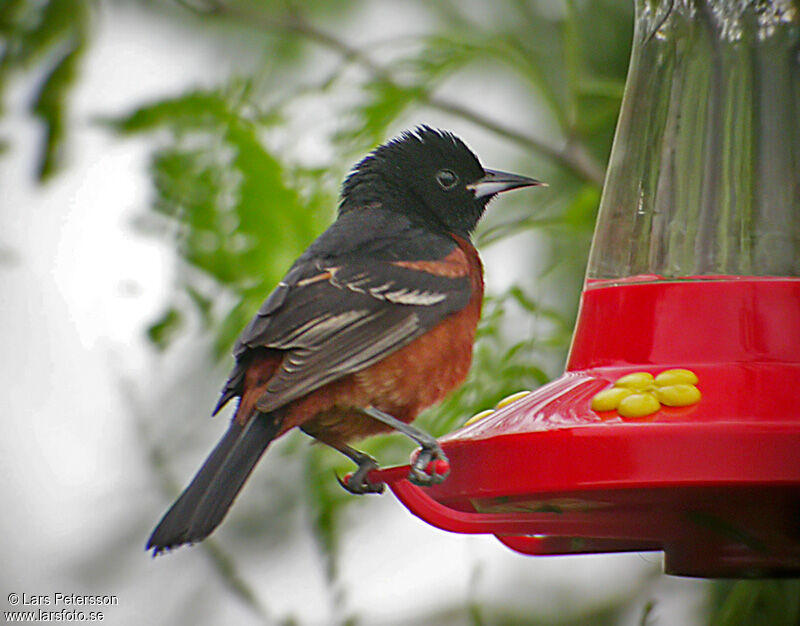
[436,169,459,190]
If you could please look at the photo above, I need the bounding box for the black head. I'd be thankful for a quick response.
[340,126,543,237]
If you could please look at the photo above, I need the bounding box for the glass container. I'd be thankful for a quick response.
[588,0,799,283]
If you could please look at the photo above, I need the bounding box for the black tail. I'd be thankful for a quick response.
[147,412,281,555]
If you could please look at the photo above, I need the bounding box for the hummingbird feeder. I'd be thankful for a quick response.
[372,0,800,578]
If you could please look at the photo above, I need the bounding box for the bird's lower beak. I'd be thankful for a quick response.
[467,169,546,199]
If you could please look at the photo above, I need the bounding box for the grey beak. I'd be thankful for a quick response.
[467,168,546,199]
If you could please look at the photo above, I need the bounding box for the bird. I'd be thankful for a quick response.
[147,126,544,555]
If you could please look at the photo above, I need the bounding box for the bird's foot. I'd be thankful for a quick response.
[337,455,385,495]
[359,407,450,486]
[409,446,450,486]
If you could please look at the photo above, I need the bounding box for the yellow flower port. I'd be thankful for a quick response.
[464,390,532,426]
[591,369,701,418]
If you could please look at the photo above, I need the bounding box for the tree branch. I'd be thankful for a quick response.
[181,1,606,185]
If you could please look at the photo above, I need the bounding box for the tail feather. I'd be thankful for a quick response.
[147,412,281,555]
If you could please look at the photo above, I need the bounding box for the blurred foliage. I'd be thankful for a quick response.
[709,580,800,626]
[5,0,798,624]
[0,0,90,180]
[109,81,329,356]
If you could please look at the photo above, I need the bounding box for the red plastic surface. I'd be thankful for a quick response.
[371,278,800,577]
[569,277,800,369]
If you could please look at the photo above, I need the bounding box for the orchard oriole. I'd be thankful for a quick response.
[147,126,543,554]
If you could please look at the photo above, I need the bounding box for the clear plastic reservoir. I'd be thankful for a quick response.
[587,0,800,286]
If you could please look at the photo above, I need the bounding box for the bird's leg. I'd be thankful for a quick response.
[303,430,386,495]
[361,407,450,486]
[333,444,385,495]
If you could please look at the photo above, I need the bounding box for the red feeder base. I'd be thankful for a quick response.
[371,278,800,578]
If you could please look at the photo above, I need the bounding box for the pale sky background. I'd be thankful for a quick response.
[1,3,711,624]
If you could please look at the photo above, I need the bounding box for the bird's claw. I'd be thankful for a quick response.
[408,446,450,486]
[336,457,385,495]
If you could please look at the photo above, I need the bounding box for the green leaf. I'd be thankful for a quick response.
[337,79,426,149]
[110,90,235,135]
[146,307,183,351]
[1,0,90,180]
[710,580,800,626]
[33,37,84,180]
[114,84,328,355]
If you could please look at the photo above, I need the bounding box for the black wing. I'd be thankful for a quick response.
[214,209,474,415]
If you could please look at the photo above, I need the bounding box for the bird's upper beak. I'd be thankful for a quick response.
[467,169,546,199]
